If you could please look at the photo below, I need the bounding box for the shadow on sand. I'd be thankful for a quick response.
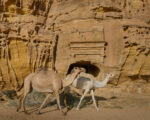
[13,91,120,115]
[61,92,119,111]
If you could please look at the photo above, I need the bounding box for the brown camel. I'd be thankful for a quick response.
[17,67,82,115]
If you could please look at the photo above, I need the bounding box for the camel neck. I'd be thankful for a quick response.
[93,75,110,88]
[63,72,79,87]
[103,75,110,84]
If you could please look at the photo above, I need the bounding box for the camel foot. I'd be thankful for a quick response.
[24,111,30,115]
[66,107,71,112]
[77,108,80,111]
[16,108,20,112]
[36,111,41,115]
[62,112,67,116]
[96,108,99,111]
[16,108,24,113]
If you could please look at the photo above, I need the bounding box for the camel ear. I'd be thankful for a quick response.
[110,73,114,77]
[80,67,86,72]
[71,67,78,73]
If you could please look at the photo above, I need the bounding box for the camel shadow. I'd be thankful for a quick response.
[20,100,59,114]
[62,92,118,111]
[17,92,119,114]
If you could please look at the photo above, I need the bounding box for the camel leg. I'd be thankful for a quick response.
[18,92,29,114]
[77,89,89,110]
[91,89,99,111]
[64,93,67,107]
[19,77,31,114]
[17,94,24,112]
[17,92,30,114]
[55,91,65,115]
[36,93,51,114]
[63,87,70,111]
[63,93,70,112]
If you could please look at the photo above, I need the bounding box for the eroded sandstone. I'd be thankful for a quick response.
[0,0,150,94]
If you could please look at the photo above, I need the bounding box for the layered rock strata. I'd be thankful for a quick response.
[0,0,150,94]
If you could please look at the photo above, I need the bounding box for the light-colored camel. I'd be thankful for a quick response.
[65,70,114,111]
[17,67,82,115]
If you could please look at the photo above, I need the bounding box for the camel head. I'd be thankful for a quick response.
[70,67,82,74]
[70,67,86,74]
[79,67,86,73]
[106,73,115,78]
[62,67,82,88]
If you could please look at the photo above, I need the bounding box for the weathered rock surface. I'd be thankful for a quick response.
[0,0,150,94]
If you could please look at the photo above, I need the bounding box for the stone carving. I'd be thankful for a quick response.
[0,0,150,94]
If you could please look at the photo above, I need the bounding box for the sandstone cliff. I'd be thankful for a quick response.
[0,0,150,94]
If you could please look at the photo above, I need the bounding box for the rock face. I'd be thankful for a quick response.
[0,0,150,94]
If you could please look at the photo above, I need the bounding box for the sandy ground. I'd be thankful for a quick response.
[0,94,150,120]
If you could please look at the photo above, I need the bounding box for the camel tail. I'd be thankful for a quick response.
[17,73,35,92]
[17,82,24,92]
